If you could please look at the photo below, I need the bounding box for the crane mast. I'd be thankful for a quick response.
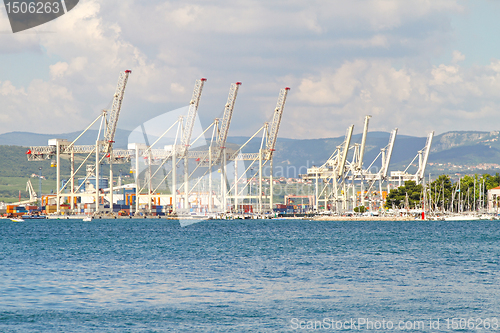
[380,128,398,178]
[417,131,434,182]
[356,115,371,171]
[338,125,354,177]
[215,82,241,159]
[104,70,132,153]
[181,78,207,157]
[265,87,290,159]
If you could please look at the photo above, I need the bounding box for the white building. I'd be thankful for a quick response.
[487,186,500,213]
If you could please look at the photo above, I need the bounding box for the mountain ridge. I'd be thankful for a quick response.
[1,129,499,178]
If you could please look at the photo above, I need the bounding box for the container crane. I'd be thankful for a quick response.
[25,70,132,215]
[353,128,398,212]
[301,125,354,211]
[180,78,207,158]
[389,131,434,186]
[179,78,206,210]
[10,180,38,206]
[104,70,132,154]
[103,69,131,211]
[225,87,290,213]
[264,87,290,160]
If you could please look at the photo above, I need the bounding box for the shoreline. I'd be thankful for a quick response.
[310,215,416,221]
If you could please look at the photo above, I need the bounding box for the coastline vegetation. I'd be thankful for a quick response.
[385,173,500,210]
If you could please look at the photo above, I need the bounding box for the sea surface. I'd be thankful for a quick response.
[1,219,500,332]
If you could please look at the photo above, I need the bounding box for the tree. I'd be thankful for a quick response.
[428,174,453,211]
[354,205,367,213]
[385,180,423,209]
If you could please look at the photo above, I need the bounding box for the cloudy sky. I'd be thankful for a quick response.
[1,0,500,139]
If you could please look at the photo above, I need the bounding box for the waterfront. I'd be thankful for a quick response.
[1,219,499,332]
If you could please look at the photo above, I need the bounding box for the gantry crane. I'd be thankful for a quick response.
[389,131,434,186]
[350,128,398,212]
[302,116,400,213]
[165,81,241,213]
[128,78,207,214]
[104,70,132,154]
[26,70,132,214]
[179,78,206,211]
[205,82,241,212]
[301,124,354,211]
[225,87,290,213]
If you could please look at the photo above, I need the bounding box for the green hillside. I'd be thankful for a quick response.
[0,146,132,203]
[2,129,500,202]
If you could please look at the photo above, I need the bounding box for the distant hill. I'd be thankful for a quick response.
[1,129,500,178]
[0,129,131,149]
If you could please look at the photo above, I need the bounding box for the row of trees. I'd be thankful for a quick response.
[384,173,500,211]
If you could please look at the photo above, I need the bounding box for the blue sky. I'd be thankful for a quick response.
[0,0,499,139]
[448,0,500,67]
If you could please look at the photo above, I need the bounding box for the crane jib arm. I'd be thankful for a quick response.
[265,87,290,157]
[217,82,241,149]
[181,78,207,155]
[104,70,132,153]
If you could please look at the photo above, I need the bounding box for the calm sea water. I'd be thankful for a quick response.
[1,219,499,332]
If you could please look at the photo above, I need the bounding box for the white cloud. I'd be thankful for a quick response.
[451,50,465,63]
[0,79,84,132]
[1,0,497,142]
[430,64,462,85]
[286,56,500,138]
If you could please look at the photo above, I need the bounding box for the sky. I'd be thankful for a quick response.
[0,0,500,139]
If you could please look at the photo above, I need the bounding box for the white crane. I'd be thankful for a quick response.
[11,180,38,206]
[302,125,354,211]
[353,128,398,212]
[224,87,290,213]
[264,87,290,160]
[104,70,132,154]
[26,70,132,215]
[390,131,435,186]
[215,82,241,157]
[181,78,207,158]
[179,78,206,211]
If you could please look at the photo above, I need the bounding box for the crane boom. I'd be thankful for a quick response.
[380,128,398,178]
[356,115,371,171]
[265,87,290,159]
[181,78,207,156]
[338,125,354,177]
[104,70,132,153]
[416,131,434,181]
[216,82,241,150]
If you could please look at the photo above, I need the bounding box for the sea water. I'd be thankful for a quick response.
[1,219,499,332]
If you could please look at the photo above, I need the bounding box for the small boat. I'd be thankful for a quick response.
[11,218,25,222]
[82,216,92,222]
[21,215,46,220]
